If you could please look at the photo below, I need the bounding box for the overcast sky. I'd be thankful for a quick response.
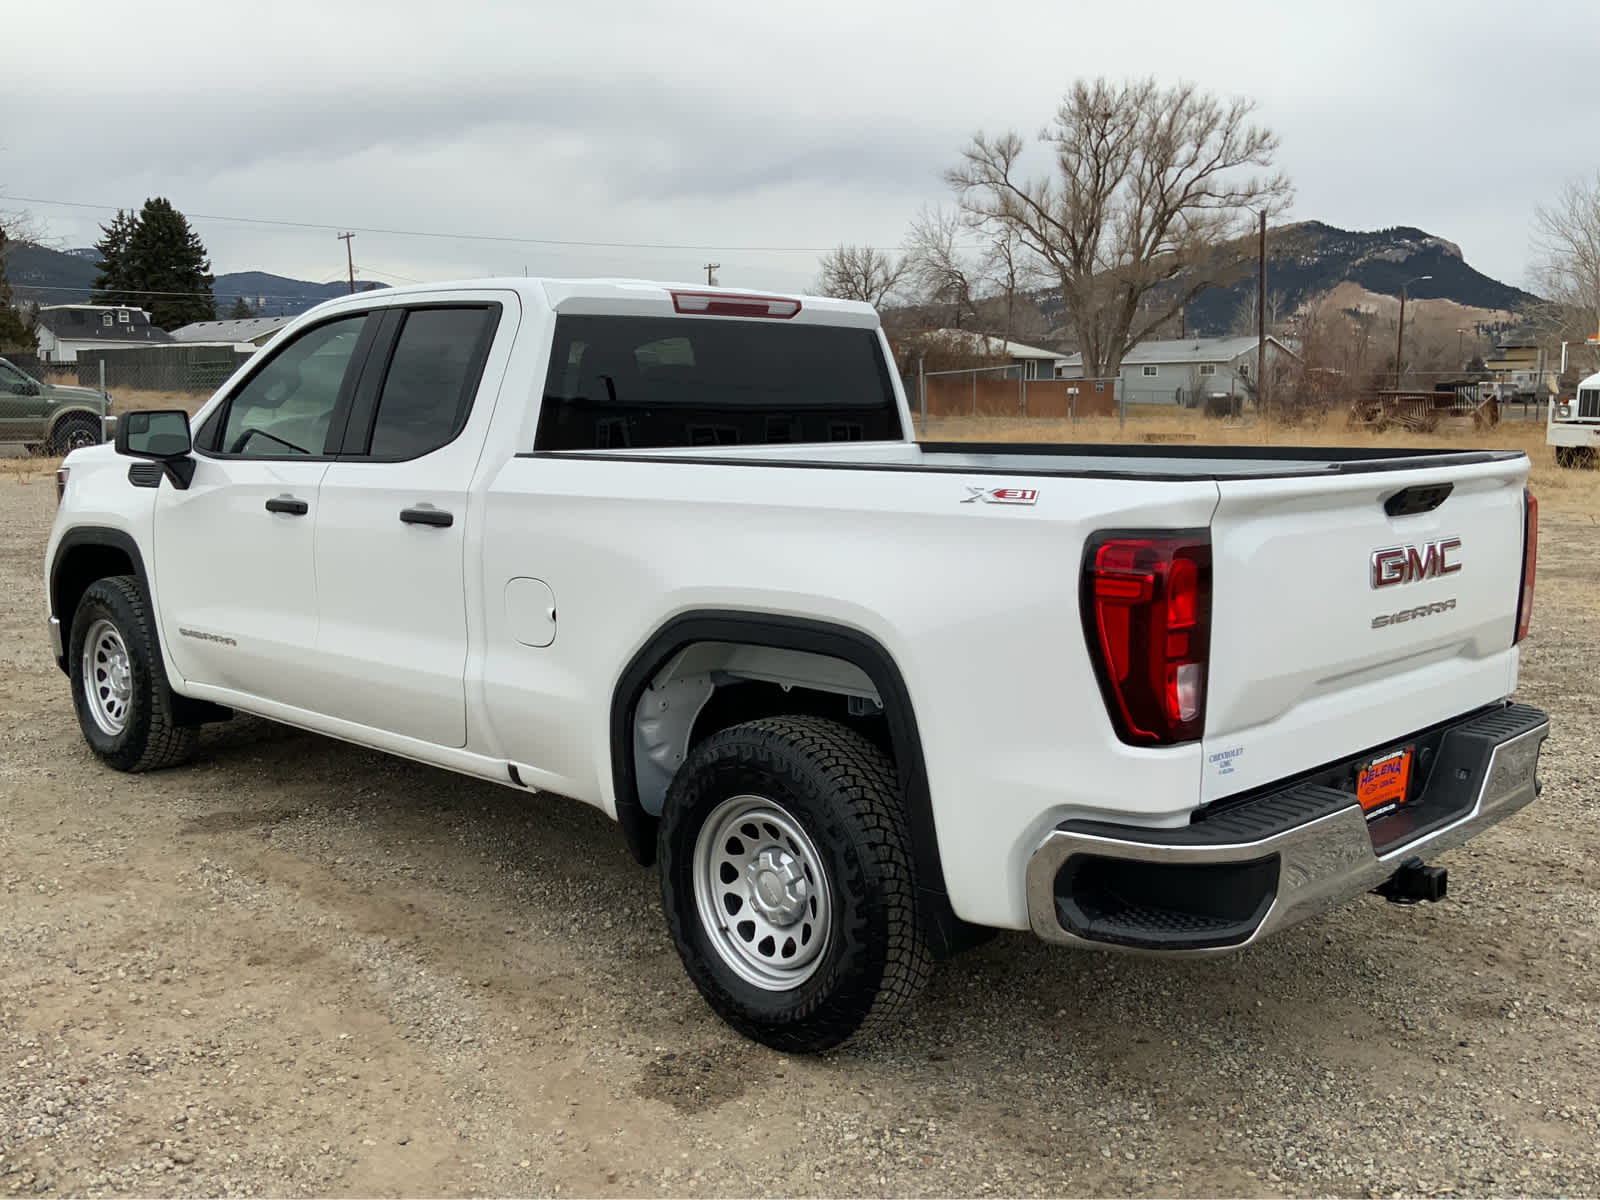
[6,0,1597,301]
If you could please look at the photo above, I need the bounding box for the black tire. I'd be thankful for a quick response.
[68,576,197,772]
[658,715,931,1053]
[1556,445,1597,469]
[49,414,102,455]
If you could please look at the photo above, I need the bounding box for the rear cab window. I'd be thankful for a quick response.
[534,316,900,451]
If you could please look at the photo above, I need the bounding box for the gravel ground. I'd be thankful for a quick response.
[1,474,1597,1198]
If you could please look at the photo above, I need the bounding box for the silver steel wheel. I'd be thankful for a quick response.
[81,618,133,736]
[692,795,833,991]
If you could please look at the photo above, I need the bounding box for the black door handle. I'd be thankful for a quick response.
[400,506,453,528]
[265,496,309,516]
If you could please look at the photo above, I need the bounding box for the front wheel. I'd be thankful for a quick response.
[658,715,931,1053]
[69,576,197,772]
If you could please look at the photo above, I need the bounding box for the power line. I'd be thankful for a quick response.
[7,193,875,255]
[13,282,353,301]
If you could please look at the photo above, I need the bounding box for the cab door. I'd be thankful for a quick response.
[152,313,376,711]
[311,297,516,747]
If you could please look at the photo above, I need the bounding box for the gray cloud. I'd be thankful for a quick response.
[7,0,1595,296]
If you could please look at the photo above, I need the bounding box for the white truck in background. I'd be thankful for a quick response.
[45,278,1548,1051]
[1549,369,1600,467]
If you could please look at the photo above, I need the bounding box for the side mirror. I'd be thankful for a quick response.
[115,409,195,488]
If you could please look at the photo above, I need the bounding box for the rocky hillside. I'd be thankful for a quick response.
[1018,221,1539,341]
[1187,222,1537,332]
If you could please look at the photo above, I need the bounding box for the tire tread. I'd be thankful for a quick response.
[72,575,197,772]
[659,714,931,1052]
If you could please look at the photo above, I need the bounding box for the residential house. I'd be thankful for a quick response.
[1483,328,1555,398]
[1056,335,1296,406]
[34,305,173,364]
[169,316,291,349]
[918,329,1067,380]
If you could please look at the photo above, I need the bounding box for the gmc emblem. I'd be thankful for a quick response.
[1371,538,1462,588]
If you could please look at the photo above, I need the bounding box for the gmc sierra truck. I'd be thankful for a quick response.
[46,278,1547,1052]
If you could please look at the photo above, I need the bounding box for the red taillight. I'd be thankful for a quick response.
[1515,490,1538,643]
[670,291,802,319]
[1082,534,1212,745]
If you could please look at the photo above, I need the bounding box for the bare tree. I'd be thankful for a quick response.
[981,222,1047,350]
[903,207,980,328]
[947,76,1292,378]
[1532,172,1600,327]
[1530,172,1600,380]
[813,244,908,308]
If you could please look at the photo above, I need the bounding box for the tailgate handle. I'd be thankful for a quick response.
[1385,483,1453,517]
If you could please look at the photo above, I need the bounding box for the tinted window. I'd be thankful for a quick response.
[365,307,496,459]
[535,316,899,451]
[217,316,366,456]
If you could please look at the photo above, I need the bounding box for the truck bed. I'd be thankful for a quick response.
[528,439,1523,481]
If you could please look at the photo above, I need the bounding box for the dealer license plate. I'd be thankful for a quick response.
[1357,747,1413,818]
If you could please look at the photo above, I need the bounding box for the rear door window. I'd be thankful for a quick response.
[361,306,499,459]
[535,316,900,450]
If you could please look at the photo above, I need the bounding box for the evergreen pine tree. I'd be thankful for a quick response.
[124,198,216,329]
[226,296,253,320]
[90,210,138,306]
[0,224,38,354]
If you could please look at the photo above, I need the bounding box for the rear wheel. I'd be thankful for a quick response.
[49,414,102,454]
[69,576,197,772]
[658,715,931,1053]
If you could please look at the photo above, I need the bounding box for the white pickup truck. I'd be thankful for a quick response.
[46,278,1548,1052]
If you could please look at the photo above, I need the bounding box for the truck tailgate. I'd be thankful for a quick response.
[1201,457,1529,802]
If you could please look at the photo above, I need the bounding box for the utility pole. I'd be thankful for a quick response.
[703,262,720,287]
[1394,274,1433,389]
[1257,209,1266,437]
[338,232,356,293]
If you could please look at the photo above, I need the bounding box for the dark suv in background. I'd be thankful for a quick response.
[0,357,111,454]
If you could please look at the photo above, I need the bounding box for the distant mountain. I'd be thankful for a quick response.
[4,241,387,319]
[994,221,1538,343]
[1163,221,1541,336]
[209,271,389,317]
[1190,219,1536,334]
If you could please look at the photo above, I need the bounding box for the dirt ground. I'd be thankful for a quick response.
[2,471,1598,1199]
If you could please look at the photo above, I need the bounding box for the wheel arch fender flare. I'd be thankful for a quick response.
[609,610,951,913]
[50,526,153,636]
[48,405,106,439]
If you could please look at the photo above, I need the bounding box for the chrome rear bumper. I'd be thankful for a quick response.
[1025,704,1548,954]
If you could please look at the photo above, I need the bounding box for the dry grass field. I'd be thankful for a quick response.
[923,410,1599,513]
